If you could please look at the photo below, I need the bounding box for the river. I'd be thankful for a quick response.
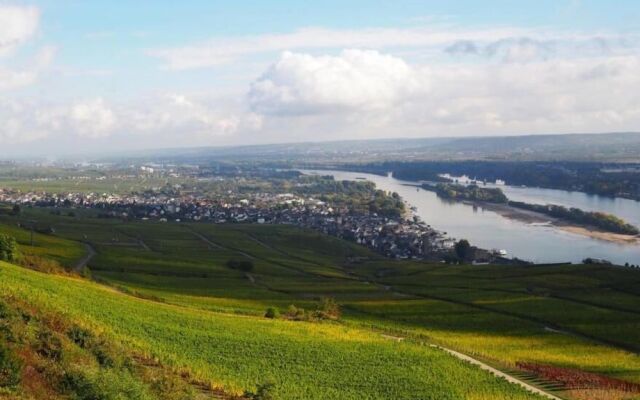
[302,169,640,265]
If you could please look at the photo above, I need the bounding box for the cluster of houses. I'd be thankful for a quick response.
[0,187,468,260]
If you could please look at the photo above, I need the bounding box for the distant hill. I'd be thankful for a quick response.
[95,132,640,164]
[423,132,640,162]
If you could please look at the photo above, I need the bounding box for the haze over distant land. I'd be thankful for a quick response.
[1,1,640,156]
[80,131,640,164]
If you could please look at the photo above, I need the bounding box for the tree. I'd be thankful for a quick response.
[264,307,279,319]
[314,298,340,320]
[11,205,21,215]
[454,239,472,261]
[284,305,306,321]
[0,235,18,262]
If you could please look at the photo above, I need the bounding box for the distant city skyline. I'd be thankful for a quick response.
[1,0,640,156]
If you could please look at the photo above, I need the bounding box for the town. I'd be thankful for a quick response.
[0,177,507,263]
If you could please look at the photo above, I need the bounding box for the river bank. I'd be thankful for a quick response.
[301,169,640,265]
[468,201,640,245]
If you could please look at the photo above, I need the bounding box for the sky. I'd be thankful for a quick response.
[1,0,640,156]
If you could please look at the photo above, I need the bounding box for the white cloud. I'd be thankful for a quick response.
[148,24,638,70]
[0,45,56,90]
[0,5,53,92]
[0,99,49,143]
[444,35,637,63]
[0,94,261,146]
[249,50,426,115]
[35,98,117,139]
[5,49,640,149]
[69,98,117,138]
[0,5,39,56]
[3,15,640,152]
[126,94,260,136]
[0,68,37,90]
[242,48,640,142]
[148,26,538,70]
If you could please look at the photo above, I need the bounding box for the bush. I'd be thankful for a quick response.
[0,346,21,387]
[313,298,340,320]
[443,253,460,265]
[35,330,63,361]
[284,305,306,321]
[67,326,115,367]
[68,325,93,348]
[60,369,154,400]
[19,254,65,274]
[264,307,279,319]
[92,343,115,368]
[0,234,18,262]
[244,382,275,400]
[226,259,254,272]
[454,239,472,261]
[81,266,92,279]
[59,370,96,398]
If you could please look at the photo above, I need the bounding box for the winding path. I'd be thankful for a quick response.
[73,243,96,272]
[429,344,563,400]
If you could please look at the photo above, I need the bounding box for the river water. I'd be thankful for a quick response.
[302,170,640,265]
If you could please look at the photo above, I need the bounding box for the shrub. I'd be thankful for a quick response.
[0,346,21,387]
[454,239,471,261]
[0,300,14,320]
[19,254,65,274]
[92,343,115,368]
[313,298,340,320]
[60,369,154,400]
[81,266,92,279]
[0,301,16,343]
[244,382,275,400]
[35,330,63,361]
[0,234,18,262]
[443,253,460,265]
[67,326,115,367]
[284,305,306,321]
[59,370,96,398]
[264,307,279,319]
[68,326,93,348]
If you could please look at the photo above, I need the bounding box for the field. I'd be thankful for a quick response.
[1,207,640,399]
[0,262,545,400]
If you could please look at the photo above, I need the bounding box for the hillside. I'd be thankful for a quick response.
[0,262,544,400]
[1,210,640,399]
[89,132,640,164]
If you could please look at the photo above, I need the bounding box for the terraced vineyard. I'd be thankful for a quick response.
[1,208,640,399]
[1,262,547,400]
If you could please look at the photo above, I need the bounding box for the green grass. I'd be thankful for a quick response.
[345,262,640,383]
[0,262,544,400]
[0,219,85,266]
[2,208,640,399]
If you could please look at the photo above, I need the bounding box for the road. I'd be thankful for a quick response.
[73,243,96,272]
[187,227,256,259]
[429,344,563,400]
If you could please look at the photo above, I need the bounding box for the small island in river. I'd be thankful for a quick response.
[422,182,640,243]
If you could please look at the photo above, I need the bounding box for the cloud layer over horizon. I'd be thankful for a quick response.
[1,2,640,155]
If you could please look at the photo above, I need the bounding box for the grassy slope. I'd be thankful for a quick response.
[2,210,640,398]
[0,262,542,400]
[0,221,84,267]
[344,261,640,383]
[0,295,207,400]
